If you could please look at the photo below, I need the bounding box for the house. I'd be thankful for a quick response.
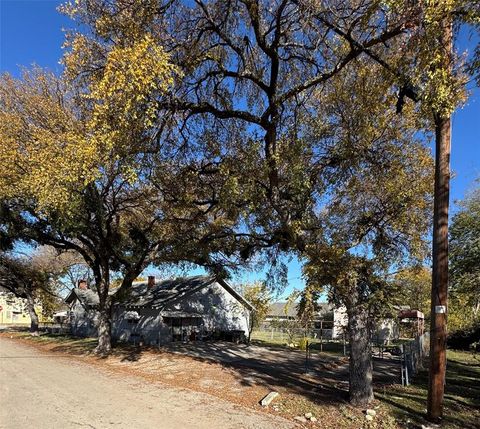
[262,301,409,342]
[264,302,298,324]
[263,301,346,339]
[65,275,254,345]
[328,306,401,344]
[333,306,426,344]
[0,287,44,326]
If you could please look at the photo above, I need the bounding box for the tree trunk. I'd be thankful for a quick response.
[95,303,112,356]
[348,305,374,406]
[93,262,112,356]
[26,294,39,336]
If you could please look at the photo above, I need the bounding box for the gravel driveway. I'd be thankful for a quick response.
[0,338,295,429]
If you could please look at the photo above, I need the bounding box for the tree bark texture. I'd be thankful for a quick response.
[26,294,39,336]
[95,304,112,356]
[348,304,374,406]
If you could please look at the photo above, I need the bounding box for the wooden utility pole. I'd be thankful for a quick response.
[427,13,453,423]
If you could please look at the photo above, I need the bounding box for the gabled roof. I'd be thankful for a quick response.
[120,275,218,309]
[64,275,254,312]
[217,278,255,311]
[65,288,99,308]
[126,275,254,311]
[268,302,298,318]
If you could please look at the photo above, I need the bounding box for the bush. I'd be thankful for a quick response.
[298,337,308,351]
[447,321,480,350]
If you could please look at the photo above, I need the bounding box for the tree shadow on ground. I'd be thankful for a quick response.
[17,331,409,411]
[156,341,402,407]
[377,352,480,429]
[33,333,147,362]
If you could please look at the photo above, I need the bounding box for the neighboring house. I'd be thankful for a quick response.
[374,318,400,344]
[329,306,400,343]
[333,306,425,344]
[263,302,412,342]
[264,302,298,324]
[65,281,99,337]
[263,301,343,339]
[65,276,254,345]
[0,287,44,326]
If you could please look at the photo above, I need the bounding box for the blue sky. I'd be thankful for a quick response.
[1,0,479,296]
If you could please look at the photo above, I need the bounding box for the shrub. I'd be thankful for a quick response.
[447,320,480,350]
[298,337,308,351]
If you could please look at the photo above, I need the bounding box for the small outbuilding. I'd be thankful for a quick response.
[398,309,425,337]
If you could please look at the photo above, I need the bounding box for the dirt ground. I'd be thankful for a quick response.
[0,333,403,429]
[0,337,296,429]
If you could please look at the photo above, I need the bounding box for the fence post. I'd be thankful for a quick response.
[305,340,310,374]
[405,353,410,386]
[403,344,410,386]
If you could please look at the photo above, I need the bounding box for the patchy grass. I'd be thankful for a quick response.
[377,350,480,429]
[10,331,97,352]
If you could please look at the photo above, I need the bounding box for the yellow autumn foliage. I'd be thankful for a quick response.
[87,34,177,155]
[0,69,98,211]
[1,12,177,212]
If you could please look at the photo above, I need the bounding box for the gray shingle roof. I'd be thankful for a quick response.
[120,275,217,308]
[267,302,333,318]
[268,302,298,318]
[65,288,99,308]
[65,275,254,311]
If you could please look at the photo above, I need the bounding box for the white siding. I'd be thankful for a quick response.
[109,281,251,345]
[164,282,250,333]
[70,300,98,337]
[332,306,348,339]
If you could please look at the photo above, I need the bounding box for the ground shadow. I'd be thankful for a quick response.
[155,340,402,407]
[377,353,480,429]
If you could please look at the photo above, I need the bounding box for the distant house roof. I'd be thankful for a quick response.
[65,287,99,308]
[267,302,333,319]
[65,275,254,312]
[268,302,298,318]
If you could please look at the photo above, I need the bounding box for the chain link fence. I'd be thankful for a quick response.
[252,327,348,354]
[40,321,71,334]
[254,327,430,386]
[401,332,430,385]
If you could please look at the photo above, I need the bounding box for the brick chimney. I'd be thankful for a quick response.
[78,279,88,290]
[147,276,155,288]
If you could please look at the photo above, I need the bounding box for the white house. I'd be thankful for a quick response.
[65,275,254,345]
[263,301,345,339]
